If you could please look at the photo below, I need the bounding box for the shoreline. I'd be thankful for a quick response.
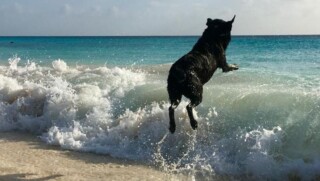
[0,132,181,181]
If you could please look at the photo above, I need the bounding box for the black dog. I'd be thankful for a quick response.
[167,16,238,133]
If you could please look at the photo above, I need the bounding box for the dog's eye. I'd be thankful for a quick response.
[219,33,226,37]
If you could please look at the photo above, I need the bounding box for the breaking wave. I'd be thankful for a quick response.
[1,56,320,180]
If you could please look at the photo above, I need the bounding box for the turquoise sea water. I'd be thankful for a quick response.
[0,36,319,180]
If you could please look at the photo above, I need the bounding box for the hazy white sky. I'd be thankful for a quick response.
[0,0,319,36]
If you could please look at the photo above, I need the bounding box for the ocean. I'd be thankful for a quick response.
[0,36,319,180]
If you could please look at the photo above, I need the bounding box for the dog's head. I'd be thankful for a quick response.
[204,15,235,46]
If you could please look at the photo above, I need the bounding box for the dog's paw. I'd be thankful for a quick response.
[191,120,198,130]
[223,64,239,72]
[229,64,239,70]
[169,125,176,134]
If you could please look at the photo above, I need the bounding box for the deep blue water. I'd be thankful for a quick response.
[1,36,319,66]
[0,36,197,65]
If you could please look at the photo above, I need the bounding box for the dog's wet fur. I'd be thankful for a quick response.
[167,16,238,133]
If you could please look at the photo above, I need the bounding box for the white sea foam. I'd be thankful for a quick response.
[52,59,68,72]
[1,57,320,180]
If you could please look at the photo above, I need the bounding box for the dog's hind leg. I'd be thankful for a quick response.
[168,88,182,134]
[184,73,203,130]
[186,96,202,130]
[169,100,180,133]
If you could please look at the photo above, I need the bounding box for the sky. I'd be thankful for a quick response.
[0,0,319,36]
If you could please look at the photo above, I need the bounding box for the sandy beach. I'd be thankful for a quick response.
[0,132,181,181]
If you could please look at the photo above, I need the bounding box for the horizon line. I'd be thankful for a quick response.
[1,34,320,37]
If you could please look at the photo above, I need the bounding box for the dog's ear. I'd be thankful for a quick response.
[206,18,213,26]
[229,15,236,24]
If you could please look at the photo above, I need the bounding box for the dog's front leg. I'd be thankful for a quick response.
[221,57,239,72]
[218,53,238,72]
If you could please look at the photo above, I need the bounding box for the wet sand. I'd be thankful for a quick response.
[0,132,181,181]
